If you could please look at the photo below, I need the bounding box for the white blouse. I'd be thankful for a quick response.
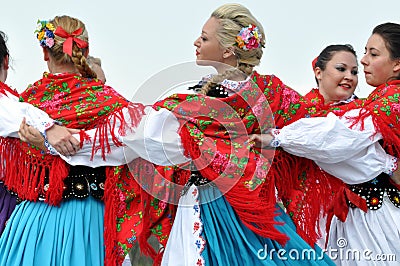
[0,91,54,138]
[275,109,395,184]
[0,91,188,167]
[61,106,190,167]
[0,80,394,183]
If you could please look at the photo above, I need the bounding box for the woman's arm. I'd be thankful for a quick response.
[64,106,190,166]
[0,92,54,138]
[20,105,190,167]
[273,110,382,162]
[250,108,393,183]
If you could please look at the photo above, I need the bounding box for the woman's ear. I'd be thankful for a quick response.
[393,59,400,73]
[222,47,236,59]
[2,55,9,70]
[314,67,322,81]
[43,47,50,61]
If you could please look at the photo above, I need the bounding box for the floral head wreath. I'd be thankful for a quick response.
[35,19,88,56]
[35,20,55,49]
[234,24,264,51]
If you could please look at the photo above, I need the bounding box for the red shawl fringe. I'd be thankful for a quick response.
[270,150,343,246]
[0,137,70,205]
[179,125,289,244]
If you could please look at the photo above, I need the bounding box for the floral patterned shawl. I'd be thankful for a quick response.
[283,81,400,245]
[321,80,400,225]
[148,72,318,249]
[0,72,148,266]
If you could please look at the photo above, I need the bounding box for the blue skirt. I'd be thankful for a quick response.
[0,197,104,266]
[200,186,334,265]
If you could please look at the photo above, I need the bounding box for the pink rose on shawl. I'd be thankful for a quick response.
[255,157,268,179]
[188,117,197,124]
[40,99,62,110]
[392,103,400,113]
[252,103,263,116]
[193,128,201,135]
[158,200,167,210]
[117,246,125,257]
[96,86,113,96]
[281,87,300,110]
[224,161,237,175]
[117,190,127,216]
[53,91,66,100]
[211,150,228,172]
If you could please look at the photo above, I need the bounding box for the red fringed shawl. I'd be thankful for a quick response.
[271,88,345,245]
[151,72,321,246]
[0,81,18,97]
[248,77,345,246]
[340,80,400,158]
[277,82,400,245]
[0,72,146,266]
[128,73,355,263]
[320,81,400,226]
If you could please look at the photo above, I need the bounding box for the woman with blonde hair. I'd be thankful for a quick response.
[156,3,335,265]
[0,15,187,266]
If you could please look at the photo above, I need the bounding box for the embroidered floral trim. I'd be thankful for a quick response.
[35,20,55,48]
[43,138,57,155]
[220,77,249,94]
[194,74,249,96]
[235,24,264,51]
[384,156,398,176]
[268,128,281,148]
[191,186,206,266]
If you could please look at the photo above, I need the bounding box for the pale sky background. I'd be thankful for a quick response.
[2,0,400,103]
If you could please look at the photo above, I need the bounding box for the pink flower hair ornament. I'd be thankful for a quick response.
[235,24,264,51]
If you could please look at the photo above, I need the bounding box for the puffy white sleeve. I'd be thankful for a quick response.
[314,143,396,184]
[275,109,394,183]
[0,92,54,138]
[276,109,382,162]
[121,106,190,165]
[60,106,190,167]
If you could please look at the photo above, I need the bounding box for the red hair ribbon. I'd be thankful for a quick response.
[54,26,88,56]
[312,56,318,70]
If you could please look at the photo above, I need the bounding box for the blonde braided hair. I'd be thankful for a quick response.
[200,4,265,95]
[48,15,97,79]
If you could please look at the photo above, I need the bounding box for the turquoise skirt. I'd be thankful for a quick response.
[200,186,334,265]
[0,197,104,266]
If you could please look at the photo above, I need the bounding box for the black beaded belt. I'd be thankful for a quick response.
[62,165,106,200]
[348,173,400,210]
[12,165,106,203]
[181,171,211,196]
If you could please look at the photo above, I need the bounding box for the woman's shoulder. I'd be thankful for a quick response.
[251,71,291,90]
